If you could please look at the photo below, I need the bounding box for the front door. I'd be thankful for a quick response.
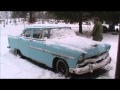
[29,29,53,66]
[18,29,32,57]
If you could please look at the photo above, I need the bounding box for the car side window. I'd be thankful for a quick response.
[43,29,49,38]
[24,29,32,37]
[33,29,43,39]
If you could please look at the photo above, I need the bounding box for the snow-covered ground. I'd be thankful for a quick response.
[0,23,119,79]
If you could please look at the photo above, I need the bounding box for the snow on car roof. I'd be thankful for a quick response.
[25,24,71,29]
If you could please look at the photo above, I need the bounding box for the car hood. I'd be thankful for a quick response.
[48,36,107,58]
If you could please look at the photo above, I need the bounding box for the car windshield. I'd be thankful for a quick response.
[48,27,76,39]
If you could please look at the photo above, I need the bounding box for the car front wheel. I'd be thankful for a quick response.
[56,59,69,77]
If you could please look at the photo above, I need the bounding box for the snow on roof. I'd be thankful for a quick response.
[25,24,71,29]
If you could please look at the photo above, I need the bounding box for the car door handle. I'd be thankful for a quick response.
[30,39,32,42]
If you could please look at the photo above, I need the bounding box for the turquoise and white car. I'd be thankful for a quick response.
[8,24,111,77]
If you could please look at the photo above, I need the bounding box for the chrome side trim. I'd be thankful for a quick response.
[29,46,74,60]
[24,37,31,39]
[30,38,45,41]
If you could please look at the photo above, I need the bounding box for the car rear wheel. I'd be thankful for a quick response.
[56,59,69,77]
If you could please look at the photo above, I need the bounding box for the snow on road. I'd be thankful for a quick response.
[101,33,118,79]
[0,24,65,79]
[0,23,119,79]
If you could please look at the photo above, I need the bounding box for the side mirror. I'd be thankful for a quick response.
[20,33,25,37]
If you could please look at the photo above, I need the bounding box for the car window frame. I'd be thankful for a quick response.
[21,28,33,39]
[42,29,51,39]
[31,28,48,41]
[32,28,43,39]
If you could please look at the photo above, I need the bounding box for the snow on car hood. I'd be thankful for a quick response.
[48,36,102,53]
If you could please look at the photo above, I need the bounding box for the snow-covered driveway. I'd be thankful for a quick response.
[0,24,118,79]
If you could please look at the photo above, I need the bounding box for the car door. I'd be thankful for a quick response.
[29,28,45,62]
[29,28,53,66]
[18,28,32,57]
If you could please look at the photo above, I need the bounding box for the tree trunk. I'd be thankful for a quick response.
[115,29,120,79]
[6,11,8,25]
[79,20,82,33]
[29,11,33,23]
[79,13,82,33]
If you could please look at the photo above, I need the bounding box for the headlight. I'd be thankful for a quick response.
[79,54,85,60]
[107,48,110,52]
[77,53,85,64]
[106,46,111,52]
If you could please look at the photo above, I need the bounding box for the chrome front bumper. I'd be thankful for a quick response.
[69,53,111,75]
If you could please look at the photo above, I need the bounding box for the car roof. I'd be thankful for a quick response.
[24,24,71,29]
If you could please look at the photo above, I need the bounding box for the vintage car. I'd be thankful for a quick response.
[8,24,111,77]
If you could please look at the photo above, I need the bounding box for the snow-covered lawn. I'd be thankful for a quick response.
[0,23,118,79]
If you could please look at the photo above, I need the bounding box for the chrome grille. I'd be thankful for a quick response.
[76,52,109,68]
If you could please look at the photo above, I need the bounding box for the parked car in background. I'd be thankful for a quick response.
[102,22,120,33]
[115,23,120,32]
[102,23,109,33]
[8,24,111,77]
[82,22,93,31]
[82,22,111,33]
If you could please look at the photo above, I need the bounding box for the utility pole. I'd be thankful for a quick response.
[115,25,120,79]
